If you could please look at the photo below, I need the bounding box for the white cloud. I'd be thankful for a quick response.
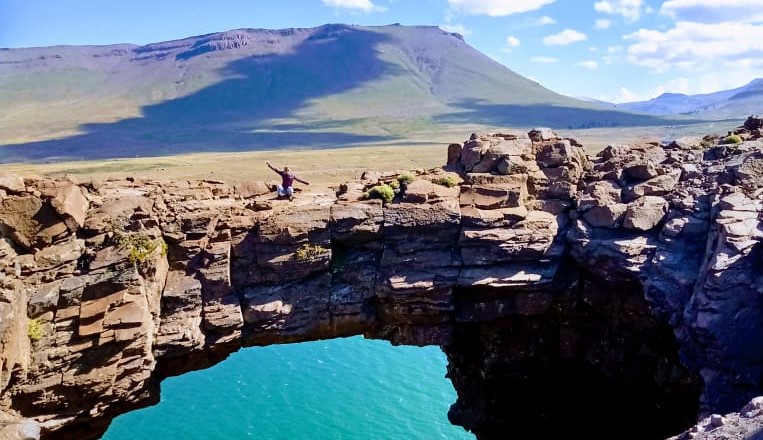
[660,0,763,24]
[531,56,558,63]
[440,23,472,36]
[536,15,557,25]
[594,0,643,22]
[649,77,691,97]
[576,60,599,69]
[625,21,763,72]
[507,36,521,47]
[322,0,384,12]
[693,71,763,94]
[447,0,556,17]
[602,47,624,64]
[595,18,613,29]
[605,87,640,103]
[543,29,587,46]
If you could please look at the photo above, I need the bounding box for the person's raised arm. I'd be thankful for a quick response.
[295,176,310,185]
[266,161,280,174]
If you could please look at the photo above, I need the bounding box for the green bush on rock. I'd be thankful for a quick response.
[28,318,43,342]
[432,175,459,188]
[397,173,415,185]
[723,134,743,145]
[295,243,328,261]
[116,233,166,265]
[365,184,395,203]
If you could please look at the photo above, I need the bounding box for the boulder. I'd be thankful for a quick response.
[667,137,702,150]
[474,139,532,173]
[0,414,41,440]
[233,181,271,199]
[735,154,763,188]
[578,181,622,212]
[461,205,528,228]
[51,184,88,231]
[447,143,463,166]
[460,185,524,209]
[623,196,669,231]
[599,144,631,161]
[460,134,533,173]
[528,127,556,142]
[0,174,25,194]
[27,281,61,318]
[537,140,574,168]
[496,156,529,175]
[680,164,702,181]
[460,139,487,172]
[465,173,528,187]
[403,179,435,204]
[33,239,85,271]
[623,162,659,181]
[0,196,68,250]
[622,172,680,202]
[582,203,628,228]
[743,115,763,131]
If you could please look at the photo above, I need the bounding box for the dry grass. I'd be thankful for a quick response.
[0,122,732,186]
[0,143,446,186]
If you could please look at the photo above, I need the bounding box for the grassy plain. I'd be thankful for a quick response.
[0,120,737,186]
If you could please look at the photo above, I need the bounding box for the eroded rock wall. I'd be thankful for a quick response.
[0,117,761,439]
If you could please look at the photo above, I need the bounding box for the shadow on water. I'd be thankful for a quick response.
[0,25,399,163]
[435,99,707,130]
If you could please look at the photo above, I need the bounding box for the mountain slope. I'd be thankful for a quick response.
[0,24,676,162]
[618,79,763,118]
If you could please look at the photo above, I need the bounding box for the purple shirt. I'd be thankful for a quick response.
[279,171,295,188]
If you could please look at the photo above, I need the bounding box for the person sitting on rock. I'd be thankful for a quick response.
[266,161,309,200]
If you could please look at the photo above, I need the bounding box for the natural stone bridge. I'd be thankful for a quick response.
[1,118,762,440]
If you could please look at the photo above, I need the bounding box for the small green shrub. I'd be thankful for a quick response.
[366,184,395,203]
[28,318,42,342]
[397,173,415,185]
[432,175,459,188]
[388,179,400,190]
[295,243,328,261]
[116,233,163,265]
[723,134,743,145]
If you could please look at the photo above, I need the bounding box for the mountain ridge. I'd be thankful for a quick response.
[617,78,763,118]
[0,23,680,162]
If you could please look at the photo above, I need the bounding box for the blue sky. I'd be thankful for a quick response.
[3,0,763,102]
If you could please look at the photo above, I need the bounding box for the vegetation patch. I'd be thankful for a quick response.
[722,134,743,145]
[432,175,459,187]
[116,233,166,265]
[397,173,415,185]
[363,184,395,203]
[28,318,43,342]
[295,243,329,262]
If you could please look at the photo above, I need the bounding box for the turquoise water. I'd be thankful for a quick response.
[102,336,475,440]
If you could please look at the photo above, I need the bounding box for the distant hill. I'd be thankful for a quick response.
[0,24,679,162]
[618,79,763,118]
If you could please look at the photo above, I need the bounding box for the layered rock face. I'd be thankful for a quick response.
[0,117,762,440]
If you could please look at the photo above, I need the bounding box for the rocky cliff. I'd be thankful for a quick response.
[0,117,762,439]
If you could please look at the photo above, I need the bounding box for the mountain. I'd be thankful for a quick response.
[618,79,763,118]
[0,24,678,162]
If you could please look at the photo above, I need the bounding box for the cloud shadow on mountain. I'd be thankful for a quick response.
[0,25,400,163]
[435,99,707,130]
